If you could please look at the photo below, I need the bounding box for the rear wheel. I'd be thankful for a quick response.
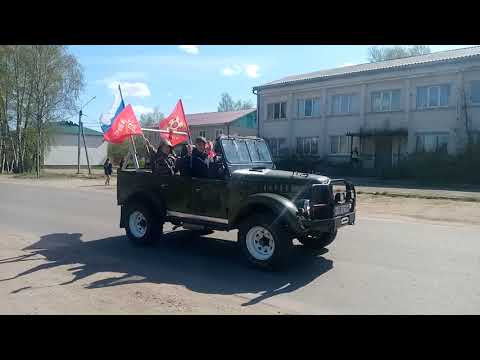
[125,202,163,246]
[298,230,337,250]
[238,213,293,270]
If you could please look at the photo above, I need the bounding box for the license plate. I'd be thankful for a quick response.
[334,204,351,216]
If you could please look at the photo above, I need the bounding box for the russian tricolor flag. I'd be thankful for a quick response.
[100,90,143,144]
[100,97,125,135]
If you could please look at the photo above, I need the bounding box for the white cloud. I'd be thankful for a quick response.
[108,81,151,97]
[245,64,260,78]
[222,65,242,76]
[101,81,152,120]
[179,45,199,54]
[221,64,260,78]
[132,105,154,116]
[96,72,148,85]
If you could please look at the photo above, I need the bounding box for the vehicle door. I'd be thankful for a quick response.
[151,174,193,214]
[189,175,229,221]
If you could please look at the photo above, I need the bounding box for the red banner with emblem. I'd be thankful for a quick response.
[158,100,190,147]
[104,104,143,144]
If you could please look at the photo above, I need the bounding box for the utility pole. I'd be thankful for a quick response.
[76,96,96,174]
[80,110,92,175]
[77,110,81,174]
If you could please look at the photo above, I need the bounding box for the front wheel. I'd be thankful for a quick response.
[238,213,293,270]
[298,230,337,250]
[125,203,163,246]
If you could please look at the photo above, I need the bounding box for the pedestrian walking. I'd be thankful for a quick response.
[104,158,113,186]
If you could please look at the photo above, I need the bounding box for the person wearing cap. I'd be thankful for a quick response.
[144,136,178,176]
[190,136,212,178]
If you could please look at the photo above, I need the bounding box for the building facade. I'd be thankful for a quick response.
[44,121,108,166]
[188,109,257,141]
[253,46,480,170]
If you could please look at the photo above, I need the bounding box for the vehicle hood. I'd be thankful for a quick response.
[231,168,330,185]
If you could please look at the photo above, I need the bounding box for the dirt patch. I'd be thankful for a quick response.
[357,193,480,226]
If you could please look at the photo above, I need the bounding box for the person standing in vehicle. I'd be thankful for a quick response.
[104,158,113,186]
[144,136,178,176]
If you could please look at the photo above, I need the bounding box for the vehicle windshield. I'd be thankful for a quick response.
[221,138,273,164]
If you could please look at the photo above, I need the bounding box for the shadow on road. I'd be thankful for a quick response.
[0,231,332,306]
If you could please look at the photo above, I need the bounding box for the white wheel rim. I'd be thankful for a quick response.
[129,210,147,238]
[245,226,275,261]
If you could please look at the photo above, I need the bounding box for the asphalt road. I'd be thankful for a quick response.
[1,181,479,314]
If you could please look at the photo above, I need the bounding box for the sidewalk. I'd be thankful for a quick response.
[343,177,480,202]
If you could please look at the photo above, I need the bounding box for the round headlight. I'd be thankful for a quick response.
[296,199,310,217]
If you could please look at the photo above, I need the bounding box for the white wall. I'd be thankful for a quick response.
[44,133,108,166]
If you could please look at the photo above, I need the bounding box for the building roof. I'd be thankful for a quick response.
[186,109,256,127]
[50,121,103,136]
[254,46,480,91]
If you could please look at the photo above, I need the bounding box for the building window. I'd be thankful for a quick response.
[471,81,480,104]
[267,102,287,120]
[416,85,450,109]
[297,98,321,118]
[199,130,206,138]
[296,137,319,155]
[330,135,351,154]
[371,89,401,112]
[265,137,287,157]
[331,94,357,114]
[304,99,313,117]
[416,133,449,153]
[215,129,223,139]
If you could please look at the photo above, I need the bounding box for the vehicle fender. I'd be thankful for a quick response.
[120,190,166,228]
[230,193,301,232]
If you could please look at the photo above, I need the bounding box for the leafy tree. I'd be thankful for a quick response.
[0,45,83,176]
[218,92,254,112]
[139,107,164,128]
[368,45,431,62]
[218,92,235,112]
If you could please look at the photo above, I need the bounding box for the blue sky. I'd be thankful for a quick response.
[70,45,473,131]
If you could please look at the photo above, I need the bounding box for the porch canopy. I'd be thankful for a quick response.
[346,128,408,137]
[346,128,408,158]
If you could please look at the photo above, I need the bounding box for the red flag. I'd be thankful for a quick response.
[159,100,190,147]
[104,104,143,144]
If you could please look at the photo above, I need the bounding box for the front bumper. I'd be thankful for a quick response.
[299,211,356,235]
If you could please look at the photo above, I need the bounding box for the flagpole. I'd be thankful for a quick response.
[178,99,194,169]
[118,84,139,169]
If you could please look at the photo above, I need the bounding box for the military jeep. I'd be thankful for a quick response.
[117,135,356,270]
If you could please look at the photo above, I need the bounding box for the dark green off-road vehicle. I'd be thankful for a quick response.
[117,136,356,270]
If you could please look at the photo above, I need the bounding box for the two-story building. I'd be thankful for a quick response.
[253,46,480,170]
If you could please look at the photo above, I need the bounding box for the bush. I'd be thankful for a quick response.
[383,145,480,184]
